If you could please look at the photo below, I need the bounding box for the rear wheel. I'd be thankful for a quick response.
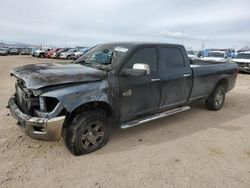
[206,85,225,111]
[64,110,111,156]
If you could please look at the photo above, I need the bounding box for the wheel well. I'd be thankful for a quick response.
[64,101,115,128]
[217,78,229,92]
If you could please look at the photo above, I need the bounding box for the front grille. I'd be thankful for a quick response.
[15,84,39,114]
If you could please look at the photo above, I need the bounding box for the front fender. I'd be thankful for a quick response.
[40,80,111,112]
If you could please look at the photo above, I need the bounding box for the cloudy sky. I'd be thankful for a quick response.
[0,0,250,49]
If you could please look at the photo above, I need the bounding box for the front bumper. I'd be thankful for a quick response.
[8,97,65,141]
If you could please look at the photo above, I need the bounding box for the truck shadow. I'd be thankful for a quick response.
[100,92,250,154]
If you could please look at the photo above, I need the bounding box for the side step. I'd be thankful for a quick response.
[120,106,190,129]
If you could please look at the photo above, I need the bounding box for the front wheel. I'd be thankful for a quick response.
[64,110,111,156]
[206,85,225,111]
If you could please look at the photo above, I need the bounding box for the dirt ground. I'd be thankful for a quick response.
[0,55,250,188]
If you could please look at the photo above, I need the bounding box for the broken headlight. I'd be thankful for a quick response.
[39,96,59,112]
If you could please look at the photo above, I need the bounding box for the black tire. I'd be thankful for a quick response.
[206,85,225,111]
[67,55,71,60]
[64,110,111,156]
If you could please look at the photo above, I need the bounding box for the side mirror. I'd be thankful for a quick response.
[133,63,150,74]
[121,63,150,77]
[121,68,147,77]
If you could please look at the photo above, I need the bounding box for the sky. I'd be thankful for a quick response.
[0,0,250,50]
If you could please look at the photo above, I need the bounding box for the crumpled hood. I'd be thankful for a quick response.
[10,63,105,89]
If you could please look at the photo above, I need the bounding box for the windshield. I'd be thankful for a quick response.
[207,52,224,58]
[235,53,250,59]
[75,46,113,68]
[187,51,195,55]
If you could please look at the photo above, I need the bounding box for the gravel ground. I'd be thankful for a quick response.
[0,55,250,188]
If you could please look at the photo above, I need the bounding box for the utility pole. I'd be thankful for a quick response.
[65,33,67,48]
[201,41,205,51]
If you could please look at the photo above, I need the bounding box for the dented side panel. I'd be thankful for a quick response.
[40,80,112,113]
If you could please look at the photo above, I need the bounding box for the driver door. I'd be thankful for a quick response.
[119,47,161,122]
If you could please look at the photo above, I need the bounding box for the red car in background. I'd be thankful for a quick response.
[45,48,61,58]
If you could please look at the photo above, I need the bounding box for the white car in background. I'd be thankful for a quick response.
[201,51,230,62]
[187,50,198,60]
[34,48,52,58]
[60,48,78,59]
[71,48,89,60]
[232,51,250,73]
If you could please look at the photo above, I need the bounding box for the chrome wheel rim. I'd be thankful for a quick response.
[80,121,105,150]
[215,90,224,106]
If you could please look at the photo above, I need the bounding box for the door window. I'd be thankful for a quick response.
[125,48,157,72]
[159,48,185,68]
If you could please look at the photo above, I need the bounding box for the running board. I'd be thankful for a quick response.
[120,106,190,129]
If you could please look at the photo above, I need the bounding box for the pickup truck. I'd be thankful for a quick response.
[231,51,250,73]
[8,42,238,156]
[34,48,52,58]
[201,50,230,62]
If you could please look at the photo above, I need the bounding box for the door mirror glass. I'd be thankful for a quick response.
[133,63,150,75]
[121,68,147,77]
[121,63,150,77]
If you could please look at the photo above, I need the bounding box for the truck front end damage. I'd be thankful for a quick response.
[9,97,65,141]
[8,63,108,141]
[8,82,65,141]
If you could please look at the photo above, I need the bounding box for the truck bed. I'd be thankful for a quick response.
[190,59,228,65]
[189,60,238,102]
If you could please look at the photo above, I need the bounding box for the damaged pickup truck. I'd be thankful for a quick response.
[8,42,238,155]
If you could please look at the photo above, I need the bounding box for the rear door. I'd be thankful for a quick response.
[159,46,192,109]
[119,47,161,122]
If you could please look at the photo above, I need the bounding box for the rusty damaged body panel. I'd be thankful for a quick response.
[10,63,105,89]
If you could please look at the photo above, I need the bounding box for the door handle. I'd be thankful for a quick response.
[183,74,190,77]
[151,78,161,82]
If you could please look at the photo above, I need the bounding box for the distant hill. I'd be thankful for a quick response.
[0,41,40,48]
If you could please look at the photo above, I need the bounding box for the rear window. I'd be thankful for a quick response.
[159,47,185,68]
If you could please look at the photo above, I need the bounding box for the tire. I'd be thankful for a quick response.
[67,55,71,60]
[206,85,225,111]
[64,110,111,156]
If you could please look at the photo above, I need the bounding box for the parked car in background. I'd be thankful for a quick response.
[21,48,31,55]
[187,50,198,60]
[201,51,230,62]
[60,48,78,59]
[45,48,61,58]
[232,51,250,73]
[9,48,19,55]
[34,48,52,58]
[0,48,10,56]
[31,48,38,56]
[71,48,89,60]
[51,48,70,59]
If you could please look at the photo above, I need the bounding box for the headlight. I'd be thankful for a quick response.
[39,97,59,112]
